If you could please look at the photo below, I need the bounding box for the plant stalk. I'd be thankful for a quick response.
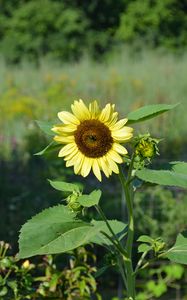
[119,163,136,299]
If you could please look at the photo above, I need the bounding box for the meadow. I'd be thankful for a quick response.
[1,48,187,160]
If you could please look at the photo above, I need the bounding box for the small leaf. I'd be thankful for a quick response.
[48,180,80,193]
[136,168,187,189]
[127,103,178,124]
[137,235,153,244]
[78,190,102,207]
[90,220,127,246]
[36,120,56,136]
[166,231,187,264]
[35,142,60,156]
[138,243,152,253]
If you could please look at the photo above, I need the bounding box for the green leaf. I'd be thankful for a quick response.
[127,103,178,124]
[18,205,94,259]
[138,243,152,253]
[136,168,187,189]
[166,231,187,264]
[35,141,60,156]
[48,180,80,193]
[36,120,56,136]
[137,235,153,244]
[170,161,187,175]
[77,190,102,207]
[89,220,127,246]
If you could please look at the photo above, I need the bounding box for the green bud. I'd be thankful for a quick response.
[133,133,160,169]
[66,191,82,212]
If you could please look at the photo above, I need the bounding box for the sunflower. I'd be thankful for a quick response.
[52,100,133,181]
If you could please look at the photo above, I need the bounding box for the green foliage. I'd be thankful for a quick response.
[134,186,187,244]
[18,203,126,258]
[136,263,185,300]
[116,0,187,49]
[90,220,127,246]
[18,204,92,258]
[0,241,101,299]
[77,190,102,207]
[0,0,88,63]
[49,179,80,193]
[166,231,187,264]
[136,162,187,189]
[127,103,178,125]
[35,120,56,136]
[0,0,187,63]
[35,141,61,156]
[137,235,165,254]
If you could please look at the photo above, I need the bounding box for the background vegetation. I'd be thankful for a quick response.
[0,0,187,63]
[0,0,187,298]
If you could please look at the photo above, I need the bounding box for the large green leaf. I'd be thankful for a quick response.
[48,180,80,193]
[136,167,187,189]
[18,205,127,259]
[77,190,102,207]
[89,220,127,246]
[18,205,93,259]
[127,103,178,125]
[36,120,56,136]
[166,232,187,264]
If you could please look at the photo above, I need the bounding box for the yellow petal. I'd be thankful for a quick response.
[112,127,133,142]
[52,124,77,134]
[98,157,110,178]
[89,100,100,119]
[99,104,112,123]
[58,143,76,157]
[64,147,78,161]
[71,99,91,120]
[92,159,102,181]
[113,143,128,155]
[110,118,128,130]
[54,135,74,143]
[74,152,84,174]
[81,157,92,177]
[58,111,80,125]
[107,149,123,164]
[105,112,118,127]
[105,155,119,174]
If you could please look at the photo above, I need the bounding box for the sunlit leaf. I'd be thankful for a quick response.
[48,180,80,193]
[78,190,102,207]
[127,103,178,124]
[136,167,187,189]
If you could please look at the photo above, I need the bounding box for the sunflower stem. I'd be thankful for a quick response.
[119,157,136,299]
[95,205,128,258]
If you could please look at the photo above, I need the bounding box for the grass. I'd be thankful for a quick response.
[0,47,187,158]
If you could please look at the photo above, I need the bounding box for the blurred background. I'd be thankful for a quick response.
[0,0,187,299]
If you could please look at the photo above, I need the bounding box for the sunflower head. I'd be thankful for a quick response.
[52,99,133,181]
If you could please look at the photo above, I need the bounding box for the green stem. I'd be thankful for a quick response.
[95,205,128,258]
[119,163,135,299]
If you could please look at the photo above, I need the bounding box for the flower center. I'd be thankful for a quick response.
[74,120,113,158]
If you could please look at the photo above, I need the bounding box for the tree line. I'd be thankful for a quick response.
[0,0,186,63]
